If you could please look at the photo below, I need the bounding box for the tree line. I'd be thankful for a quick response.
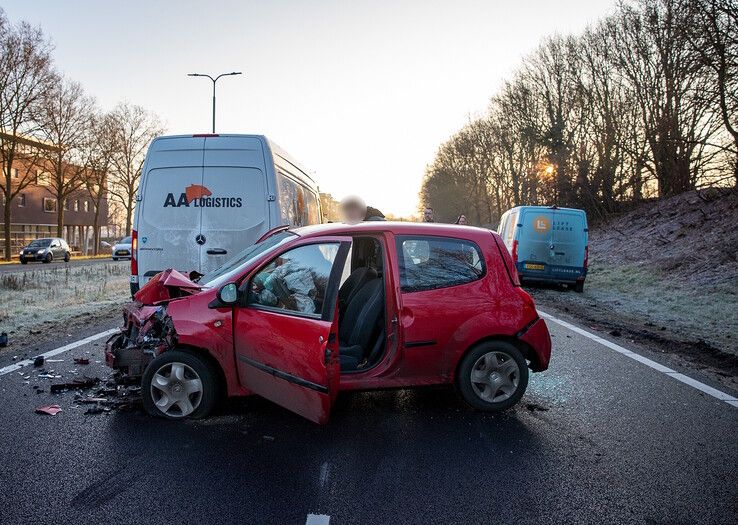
[420,0,738,226]
[0,8,163,259]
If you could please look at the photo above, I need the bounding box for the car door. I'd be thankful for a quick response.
[50,239,61,258]
[395,235,488,380]
[233,236,352,424]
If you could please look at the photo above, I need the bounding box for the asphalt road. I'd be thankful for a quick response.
[0,311,736,525]
[0,257,127,274]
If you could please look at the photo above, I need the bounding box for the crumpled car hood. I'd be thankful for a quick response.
[133,269,203,306]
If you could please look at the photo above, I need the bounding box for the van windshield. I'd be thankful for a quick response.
[197,231,297,288]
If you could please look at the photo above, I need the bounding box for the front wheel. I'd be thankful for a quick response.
[20,257,27,265]
[142,350,219,420]
[456,341,529,412]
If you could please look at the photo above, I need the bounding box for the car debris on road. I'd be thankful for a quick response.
[35,404,62,416]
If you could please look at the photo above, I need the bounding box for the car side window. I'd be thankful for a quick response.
[397,236,485,293]
[247,243,340,317]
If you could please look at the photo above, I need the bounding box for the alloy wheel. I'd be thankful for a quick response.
[149,362,204,417]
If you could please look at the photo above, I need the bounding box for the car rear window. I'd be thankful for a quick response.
[396,236,484,293]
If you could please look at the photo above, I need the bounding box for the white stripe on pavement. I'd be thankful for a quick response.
[0,328,119,377]
[539,310,738,408]
[306,514,330,525]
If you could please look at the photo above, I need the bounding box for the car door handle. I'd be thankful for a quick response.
[206,248,228,255]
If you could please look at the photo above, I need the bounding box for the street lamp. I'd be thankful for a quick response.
[187,71,242,133]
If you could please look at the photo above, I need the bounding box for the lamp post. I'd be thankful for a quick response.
[187,71,242,133]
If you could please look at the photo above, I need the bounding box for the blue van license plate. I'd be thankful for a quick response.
[525,263,545,271]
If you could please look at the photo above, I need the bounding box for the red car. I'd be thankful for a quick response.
[106,222,551,424]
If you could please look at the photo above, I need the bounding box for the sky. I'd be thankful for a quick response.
[3,0,616,217]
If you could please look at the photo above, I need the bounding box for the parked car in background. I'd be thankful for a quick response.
[112,236,132,260]
[19,238,71,264]
[498,205,588,292]
[106,222,552,424]
[129,134,322,297]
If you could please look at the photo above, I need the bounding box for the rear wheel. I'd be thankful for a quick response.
[63,252,70,262]
[574,280,584,293]
[43,253,52,264]
[456,341,528,412]
[142,350,219,420]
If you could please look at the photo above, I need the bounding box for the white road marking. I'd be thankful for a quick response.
[306,514,330,525]
[539,310,738,408]
[0,328,119,377]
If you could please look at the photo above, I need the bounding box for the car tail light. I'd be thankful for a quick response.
[584,245,589,269]
[511,239,519,265]
[131,229,138,276]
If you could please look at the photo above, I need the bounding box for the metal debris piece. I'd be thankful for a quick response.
[73,358,90,365]
[35,404,62,416]
[33,356,45,367]
[50,377,100,393]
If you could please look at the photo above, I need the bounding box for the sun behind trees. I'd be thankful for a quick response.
[421,0,738,226]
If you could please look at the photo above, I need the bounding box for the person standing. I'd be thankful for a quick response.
[455,214,468,225]
[423,206,435,223]
[339,196,386,224]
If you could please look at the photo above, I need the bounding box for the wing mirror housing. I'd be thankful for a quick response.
[208,282,239,309]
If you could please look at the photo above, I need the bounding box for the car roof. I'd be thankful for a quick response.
[292,221,497,242]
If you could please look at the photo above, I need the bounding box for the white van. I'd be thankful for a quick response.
[130,134,322,295]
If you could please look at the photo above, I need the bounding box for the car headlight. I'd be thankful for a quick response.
[37,249,44,254]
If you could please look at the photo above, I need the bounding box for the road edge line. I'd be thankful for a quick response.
[538,310,738,408]
[0,328,119,377]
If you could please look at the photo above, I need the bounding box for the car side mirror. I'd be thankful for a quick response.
[208,282,239,308]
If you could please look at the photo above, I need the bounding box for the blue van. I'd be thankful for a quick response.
[497,206,588,292]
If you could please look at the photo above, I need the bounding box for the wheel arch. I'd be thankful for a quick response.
[451,335,538,384]
[170,344,228,399]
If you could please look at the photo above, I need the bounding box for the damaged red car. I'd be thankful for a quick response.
[106,222,551,424]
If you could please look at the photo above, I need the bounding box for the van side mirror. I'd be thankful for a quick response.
[208,283,239,308]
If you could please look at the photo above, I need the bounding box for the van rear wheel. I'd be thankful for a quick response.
[456,341,528,412]
[574,280,584,293]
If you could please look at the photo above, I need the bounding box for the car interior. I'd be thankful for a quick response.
[337,236,386,372]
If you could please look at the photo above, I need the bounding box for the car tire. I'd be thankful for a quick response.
[112,257,118,261]
[20,257,27,265]
[43,253,52,264]
[64,252,70,263]
[142,350,219,420]
[456,341,529,412]
[574,280,584,293]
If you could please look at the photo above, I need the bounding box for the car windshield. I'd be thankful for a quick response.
[198,231,297,288]
[28,239,51,248]
[120,237,132,244]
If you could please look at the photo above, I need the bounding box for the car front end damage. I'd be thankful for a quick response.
[105,269,202,379]
[105,303,176,378]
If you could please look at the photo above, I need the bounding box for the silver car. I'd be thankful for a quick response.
[112,236,133,260]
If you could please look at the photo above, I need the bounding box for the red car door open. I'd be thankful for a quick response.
[233,237,352,424]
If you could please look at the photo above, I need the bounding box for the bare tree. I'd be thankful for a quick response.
[107,102,164,236]
[36,77,96,237]
[0,9,55,260]
[687,0,738,185]
[83,112,117,254]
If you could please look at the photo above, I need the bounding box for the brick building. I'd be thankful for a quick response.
[0,133,109,255]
